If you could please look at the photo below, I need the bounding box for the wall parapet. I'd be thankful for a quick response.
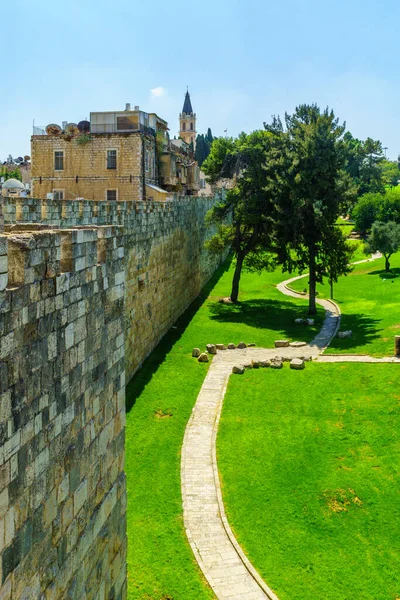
[3,193,224,229]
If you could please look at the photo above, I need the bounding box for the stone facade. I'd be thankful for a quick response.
[31,133,157,202]
[0,192,226,598]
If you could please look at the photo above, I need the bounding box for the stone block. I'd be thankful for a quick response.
[232,365,245,374]
[237,342,247,349]
[215,344,226,350]
[275,340,289,348]
[290,358,305,370]
[192,348,201,357]
[270,359,283,369]
[197,352,209,363]
[289,341,307,348]
[227,343,236,349]
[206,344,216,355]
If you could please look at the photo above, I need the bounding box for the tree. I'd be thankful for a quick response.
[323,227,355,299]
[365,221,400,272]
[352,192,382,233]
[343,132,384,197]
[202,136,236,183]
[270,104,356,314]
[381,159,400,188]
[204,131,277,302]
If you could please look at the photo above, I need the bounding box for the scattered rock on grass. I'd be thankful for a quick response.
[192,348,201,357]
[252,360,260,368]
[290,358,305,370]
[270,359,283,369]
[306,318,314,326]
[206,344,217,355]
[198,353,209,363]
[338,330,352,339]
[290,341,307,348]
[275,340,289,347]
[259,360,270,368]
[227,343,236,350]
[237,342,247,349]
[216,344,226,350]
[248,342,256,347]
[232,365,245,374]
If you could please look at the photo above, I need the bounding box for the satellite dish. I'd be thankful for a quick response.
[77,120,90,133]
[65,123,79,135]
[46,124,62,136]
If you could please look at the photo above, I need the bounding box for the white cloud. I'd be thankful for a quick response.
[150,86,166,98]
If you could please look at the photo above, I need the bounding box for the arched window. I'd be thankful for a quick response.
[182,122,186,131]
[190,122,193,131]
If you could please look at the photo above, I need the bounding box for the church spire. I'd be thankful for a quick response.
[179,89,197,148]
[182,90,193,115]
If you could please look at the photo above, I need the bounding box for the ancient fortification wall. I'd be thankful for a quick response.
[0,194,224,599]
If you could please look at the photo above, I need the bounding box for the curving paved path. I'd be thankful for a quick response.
[181,276,341,599]
[181,254,393,600]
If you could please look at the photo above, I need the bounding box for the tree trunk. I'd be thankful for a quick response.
[230,252,245,303]
[308,248,317,315]
[330,277,333,300]
[385,254,391,272]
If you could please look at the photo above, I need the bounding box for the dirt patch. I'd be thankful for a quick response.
[321,488,362,513]
[154,409,173,419]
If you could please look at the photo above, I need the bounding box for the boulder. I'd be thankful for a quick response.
[232,365,245,374]
[192,348,201,357]
[237,341,247,349]
[243,361,253,368]
[290,358,305,370]
[306,318,314,326]
[216,344,226,350]
[338,330,352,339]
[198,353,209,363]
[248,342,256,347]
[227,343,236,350]
[270,359,283,369]
[252,360,260,368]
[206,344,217,355]
[294,318,305,324]
[289,341,307,348]
[275,340,289,348]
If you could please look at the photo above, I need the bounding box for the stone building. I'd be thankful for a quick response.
[31,106,170,201]
[179,90,197,147]
[159,137,199,194]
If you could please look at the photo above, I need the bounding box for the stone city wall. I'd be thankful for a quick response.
[0,223,127,599]
[0,193,226,598]
[4,195,226,379]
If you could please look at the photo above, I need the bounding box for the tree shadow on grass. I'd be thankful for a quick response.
[367,267,400,280]
[126,256,232,413]
[208,298,321,334]
[328,312,383,351]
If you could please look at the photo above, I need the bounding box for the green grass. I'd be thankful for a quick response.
[289,252,400,356]
[217,363,400,600]
[125,258,321,599]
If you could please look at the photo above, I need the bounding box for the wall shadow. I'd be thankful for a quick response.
[126,256,232,412]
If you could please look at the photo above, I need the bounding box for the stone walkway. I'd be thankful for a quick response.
[181,257,392,600]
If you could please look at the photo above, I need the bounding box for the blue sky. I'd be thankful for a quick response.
[2,0,399,160]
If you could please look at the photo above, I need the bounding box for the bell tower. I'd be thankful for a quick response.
[179,89,196,147]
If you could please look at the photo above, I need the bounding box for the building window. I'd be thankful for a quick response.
[107,149,117,169]
[106,189,117,201]
[190,122,193,131]
[54,151,64,171]
[53,189,64,200]
[182,122,186,131]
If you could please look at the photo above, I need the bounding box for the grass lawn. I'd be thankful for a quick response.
[125,258,322,599]
[289,252,400,356]
[217,363,400,600]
